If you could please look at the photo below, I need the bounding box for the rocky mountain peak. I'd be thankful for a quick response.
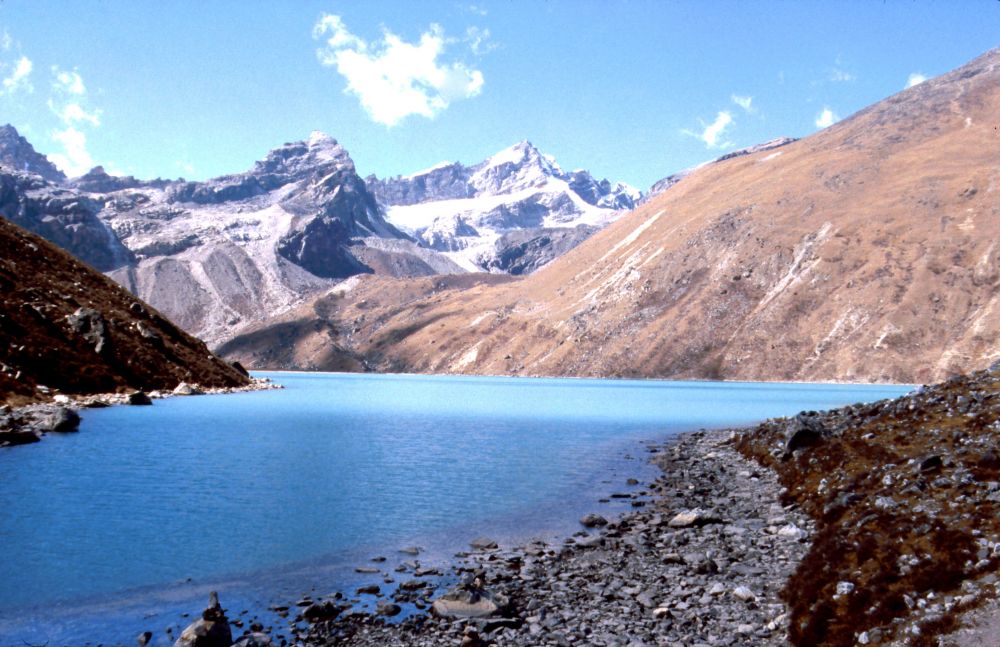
[0,124,67,184]
[251,131,354,185]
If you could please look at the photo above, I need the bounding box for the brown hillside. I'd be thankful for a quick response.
[0,217,248,405]
[222,47,1000,384]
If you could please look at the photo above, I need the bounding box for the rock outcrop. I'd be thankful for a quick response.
[0,124,66,183]
[0,168,133,271]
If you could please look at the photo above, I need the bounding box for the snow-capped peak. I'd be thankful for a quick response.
[402,160,455,180]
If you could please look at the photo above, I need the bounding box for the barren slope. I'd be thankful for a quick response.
[0,217,248,405]
[222,47,1000,384]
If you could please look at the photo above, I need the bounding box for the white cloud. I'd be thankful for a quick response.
[829,68,855,82]
[52,67,86,95]
[465,4,488,16]
[2,55,33,94]
[731,94,754,113]
[683,111,733,149]
[906,72,927,88]
[465,26,497,56]
[815,107,839,129]
[313,13,485,127]
[1,30,12,51]
[48,126,94,177]
[48,99,101,126]
[46,68,101,177]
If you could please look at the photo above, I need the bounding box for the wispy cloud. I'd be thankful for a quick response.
[53,68,86,95]
[731,94,754,114]
[1,30,12,52]
[313,13,485,127]
[829,68,855,82]
[906,72,927,88]
[2,55,33,95]
[47,67,102,176]
[829,55,855,82]
[465,26,497,56]
[683,111,733,149]
[464,4,488,16]
[815,107,838,129]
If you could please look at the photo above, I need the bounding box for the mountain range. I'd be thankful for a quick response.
[366,140,639,273]
[0,129,637,347]
[219,46,1000,384]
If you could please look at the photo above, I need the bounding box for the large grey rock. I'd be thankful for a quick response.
[66,307,110,354]
[431,584,509,619]
[31,406,80,432]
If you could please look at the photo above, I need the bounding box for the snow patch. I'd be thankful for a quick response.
[598,210,664,264]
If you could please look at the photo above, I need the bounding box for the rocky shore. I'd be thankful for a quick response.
[176,428,812,647]
[167,361,1000,647]
[0,377,282,448]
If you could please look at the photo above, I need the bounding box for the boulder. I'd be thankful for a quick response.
[128,391,153,405]
[66,307,110,355]
[579,513,608,528]
[232,634,271,647]
[173,382,202,396]
[301,600,340,622]
[173,592,232,647]
[0,430,41,447]
[667,508,722,528]
[33,406,80,432]
[431,583,509,619]
[784,412,827,454]
[375,601,401,617]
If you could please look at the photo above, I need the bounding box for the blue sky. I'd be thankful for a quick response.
[1,1,998,190]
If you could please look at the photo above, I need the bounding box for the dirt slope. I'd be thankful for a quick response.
[222,46,1000,384]
[0,217,248,405]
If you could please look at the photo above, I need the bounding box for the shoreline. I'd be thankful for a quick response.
[255,367,918,389]
[213,427,813,646]
[0,377,282,448]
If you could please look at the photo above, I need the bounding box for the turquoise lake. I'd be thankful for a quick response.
[0,372,910,644]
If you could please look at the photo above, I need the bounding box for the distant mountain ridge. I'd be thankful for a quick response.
[365,140,640,272]
[0,128,650,348]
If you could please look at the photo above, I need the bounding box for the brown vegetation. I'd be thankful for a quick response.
[737,362,1000,645]
[0,217,248,405]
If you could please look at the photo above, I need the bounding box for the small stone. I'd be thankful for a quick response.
[732,586,756,602]
[836,581,855,596]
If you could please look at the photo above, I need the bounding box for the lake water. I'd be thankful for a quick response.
[0,373,910,644]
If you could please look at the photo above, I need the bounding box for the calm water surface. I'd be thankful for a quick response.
[0,372,910,644]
